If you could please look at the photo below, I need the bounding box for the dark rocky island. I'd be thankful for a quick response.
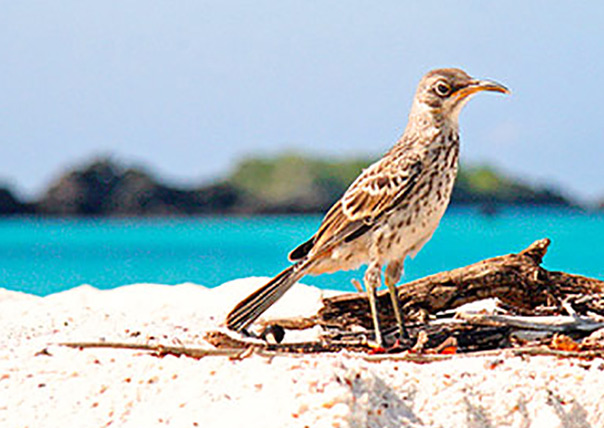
[0,187,35,215]
[36,161,242,216]
[1,156,576,217]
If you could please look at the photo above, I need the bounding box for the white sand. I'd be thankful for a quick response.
[1,279,604,428]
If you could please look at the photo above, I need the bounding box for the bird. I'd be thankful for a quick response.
[226,68,509,346]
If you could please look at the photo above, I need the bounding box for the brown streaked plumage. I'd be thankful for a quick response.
[226,68,509,345]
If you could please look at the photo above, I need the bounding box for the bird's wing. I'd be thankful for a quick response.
[340,154,424,222]
[289,152,424,260]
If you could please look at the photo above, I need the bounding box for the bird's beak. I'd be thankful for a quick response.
[453,79,510,101]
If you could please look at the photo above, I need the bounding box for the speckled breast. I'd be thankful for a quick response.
[378,137,460,264]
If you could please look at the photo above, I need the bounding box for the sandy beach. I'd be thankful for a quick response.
[2,279,603,428]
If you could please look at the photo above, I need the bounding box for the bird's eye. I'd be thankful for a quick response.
[434,82,451,97]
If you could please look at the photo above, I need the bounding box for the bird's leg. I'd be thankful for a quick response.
[385,260,409,339]
[363,262,384,347]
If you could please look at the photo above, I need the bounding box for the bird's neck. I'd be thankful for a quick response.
[404,102,459,144]
[407,100,459,130]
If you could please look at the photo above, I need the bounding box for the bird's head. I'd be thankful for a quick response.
[410,68,509,127]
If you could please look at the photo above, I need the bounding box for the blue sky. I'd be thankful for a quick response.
[1,2,604,202]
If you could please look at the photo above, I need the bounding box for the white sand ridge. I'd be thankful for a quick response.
[1,279,603,427]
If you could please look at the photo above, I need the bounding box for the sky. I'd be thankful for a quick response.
[1,1,604,202]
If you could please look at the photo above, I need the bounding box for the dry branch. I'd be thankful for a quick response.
[319,238,604,331]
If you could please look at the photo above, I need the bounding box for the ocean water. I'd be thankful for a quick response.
[1,207,602,296]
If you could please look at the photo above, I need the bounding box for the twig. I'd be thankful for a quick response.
[59,341,249,359]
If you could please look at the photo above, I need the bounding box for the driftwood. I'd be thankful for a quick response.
[319,238,604,331]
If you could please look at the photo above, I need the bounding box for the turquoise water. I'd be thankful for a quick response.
[1,207,602,296]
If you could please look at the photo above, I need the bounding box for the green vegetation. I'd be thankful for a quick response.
[227,154,571,211]
[228,154,370,212]
[454,165,569,206]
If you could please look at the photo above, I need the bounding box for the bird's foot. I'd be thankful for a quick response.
[370,326,414,353]
[367,342,388,354]
[388,336,414,353]
[368,338,413,354]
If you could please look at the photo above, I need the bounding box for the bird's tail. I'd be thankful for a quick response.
[225,260,311,332]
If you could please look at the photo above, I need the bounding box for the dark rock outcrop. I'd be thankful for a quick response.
[36,159,242,216]
[0,187,33,215]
